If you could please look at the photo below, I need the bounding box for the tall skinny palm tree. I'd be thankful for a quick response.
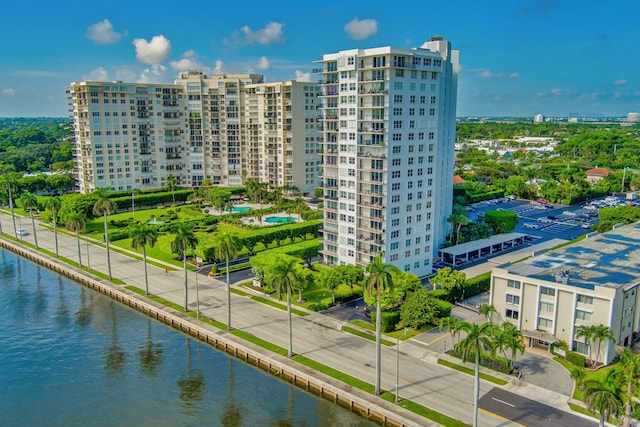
[584,370,623,427]
[67,213,86,268]
[365,254,399,395]
[166,173,177,204]
[1,175,19,240]
[212,230,243,331]
[92,188,117,280]
[20,192,39,249]
[129,224,159,295]
[265,254,307,357]
[45,196,61,257]
[591,325,616,366]
[478,304,497,325]
[171,223,198,312]
[576,325,596,366]
[456,322,495,427]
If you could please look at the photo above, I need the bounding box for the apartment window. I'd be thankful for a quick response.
[574,341,589,355]
[391,195,400,203]
[430,96,437,104]
[393,108,403,116]
[540,286,556,297]
[409,108,415,116]
[390,254,399,261]
[393,121,402,129]
[392,146,401,154]
[409,95,416,103]
[391,183,401,191]
[391,230,399,238]
[391,207,400,214]
[429,108,436,116]
[392,133,402,141]
[391,219,400,226]
[395,69,404,77]
[506,294,520,305]
[405,239,411,247]
[575,309,592,322]
[394,82,403,90]
[409,120,415,128]
[538,317,553,330]
[393,95,403,103]
[507,279,521,289]
[577,295,593,305]
[539,301,554,312]
[419,108,425,116]
[505,309,519,320]
[392,158,401,166]
[390,242,399,250]
[391,171,401,178]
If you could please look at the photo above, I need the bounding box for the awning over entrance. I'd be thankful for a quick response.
[521,329,559,345]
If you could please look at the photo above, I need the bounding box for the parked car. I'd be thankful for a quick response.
[583,205,597,211]
[582,223,592,229]
[523,223,540,229]
[538,217,553,224]
[563,211,577,217]
[547,216,558,221]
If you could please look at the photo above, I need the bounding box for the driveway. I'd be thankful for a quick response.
[516,350,573,396]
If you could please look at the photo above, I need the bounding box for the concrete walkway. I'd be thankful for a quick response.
[0,211,579,427]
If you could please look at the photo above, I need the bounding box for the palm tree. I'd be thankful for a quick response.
[129,224,159,295]
[455,322,495,427]
[66,213,86,268]
[617,348,640,427]
[584,370,623,427]
[251,208,263,225]
[365,254,399,395]
[171,223,199,312]
[570,366,587,391]
[212,196,226,215]
[265,254,307,357]
[1,175,19,240]
[212,230,244,331]
[166,173,177,204]
[292,197,307,221]
[92,188,117,280]
[45,197,61,257]
[592,325,616,366]
[20,192,39,249]
[439,316,462,349]
[576,325,596,366]
[478,304,497,325]
[494,322,524,370]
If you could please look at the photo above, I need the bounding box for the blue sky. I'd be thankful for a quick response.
[1,0,638,118]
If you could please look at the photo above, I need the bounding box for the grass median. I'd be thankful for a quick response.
[437,358,508,385]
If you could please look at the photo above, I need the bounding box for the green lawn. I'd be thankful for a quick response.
[553,356,618,401]
[349,319,433,341]
[437,359,508,386]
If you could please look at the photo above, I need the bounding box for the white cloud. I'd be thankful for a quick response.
[214,60,224,73]
[229,22,285,46]
[536,88,571,97]
[294,70,312,82]
[86,19,124,45]
[133,35,172,65]
[170,50,204,71]
[83,67,109,81]
[344,17,378,40]
[257,56,270,70]
[2,88,16,96]
[477,70,520,79]
[614,79,628,86]
[138,64,168,83]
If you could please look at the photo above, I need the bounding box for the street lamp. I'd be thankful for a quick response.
[195,257,202,318]
[395,327,408,403]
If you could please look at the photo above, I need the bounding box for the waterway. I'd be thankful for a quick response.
[0,249,376,426]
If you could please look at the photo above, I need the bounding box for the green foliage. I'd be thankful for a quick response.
[369,310,401,333]
[463,272,492,298]
[108,229,132,242]
[399,288,438,329]
[567,351,587,367]
[431,299,452,318]
[595,205,640,232]
[484,210,518,232]
[110,189,195,210]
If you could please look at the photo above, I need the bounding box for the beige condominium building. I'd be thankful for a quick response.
[67,72,321,195]
[490,222,640,365]
[316,36,459,277]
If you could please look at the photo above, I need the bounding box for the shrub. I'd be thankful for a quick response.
[108,229,131,242]
[370,310,401,333]
[427,289,452,302]
[485,210,518,232]
[566,351,586,367]
[463,272,491,298]
[432,299,452,318]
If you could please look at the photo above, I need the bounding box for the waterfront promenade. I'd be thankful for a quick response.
[0,212,575,426]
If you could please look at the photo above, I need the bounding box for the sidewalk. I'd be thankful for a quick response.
[1,211,573,426]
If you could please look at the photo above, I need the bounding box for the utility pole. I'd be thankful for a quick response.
[622,167,627,192]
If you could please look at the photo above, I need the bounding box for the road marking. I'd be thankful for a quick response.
[426,332,449,346]
[492,397,515,407]
[479,408,526,427]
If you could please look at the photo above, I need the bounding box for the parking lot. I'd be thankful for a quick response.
[467,197,606,245]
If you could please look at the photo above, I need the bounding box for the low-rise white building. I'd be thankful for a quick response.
[490,222,640,365]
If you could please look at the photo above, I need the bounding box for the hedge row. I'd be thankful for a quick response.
[370,310,401,333]
[111,189,195,210]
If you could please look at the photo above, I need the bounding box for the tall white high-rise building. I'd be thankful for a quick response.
[317,37,459,276]
[68,73,322,194]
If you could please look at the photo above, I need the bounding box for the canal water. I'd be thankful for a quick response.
[0,249,376,427]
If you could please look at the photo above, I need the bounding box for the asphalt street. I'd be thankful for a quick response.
[0,210,583,426]
[479,387,596,427]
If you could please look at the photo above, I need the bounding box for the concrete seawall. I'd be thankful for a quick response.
[0,237,432,427]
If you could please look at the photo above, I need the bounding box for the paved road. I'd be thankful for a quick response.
[0,211,581,426]
[479,388,596,427]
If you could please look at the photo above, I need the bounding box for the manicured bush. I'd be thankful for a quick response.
[485,210,518,232]
[432,299,452,318]
[427,289,452,302]
[566,351,586,367]
[463,272,491,298]
[108,229,131,242]
[370,310,401,333]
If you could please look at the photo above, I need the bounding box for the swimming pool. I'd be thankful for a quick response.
[228,206,251,213]
[264,216,295,224]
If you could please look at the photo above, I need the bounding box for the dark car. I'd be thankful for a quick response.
[547,216,558,221]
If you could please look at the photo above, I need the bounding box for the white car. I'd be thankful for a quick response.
[16,228,29,236]
[538,217,553,224]
[523,223,540,229]
[563,211,577,217]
